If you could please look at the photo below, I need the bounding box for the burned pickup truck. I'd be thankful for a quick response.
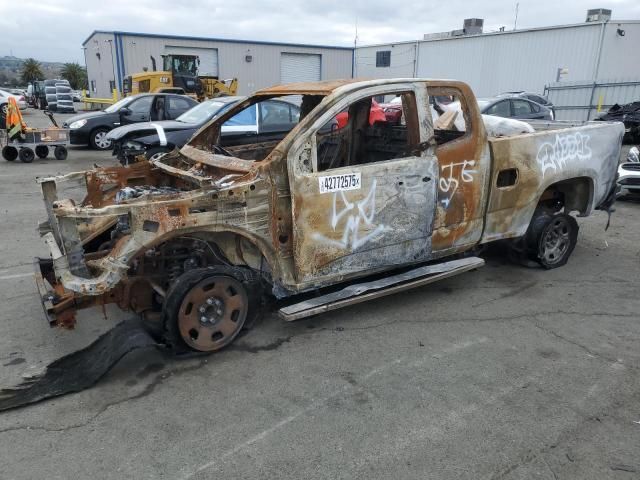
[35,79,623,353]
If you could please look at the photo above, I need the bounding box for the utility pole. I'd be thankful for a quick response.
[514,2,519,30]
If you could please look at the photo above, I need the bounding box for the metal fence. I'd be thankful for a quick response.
[544,79,640,121]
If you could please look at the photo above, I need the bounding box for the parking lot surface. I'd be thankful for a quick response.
[0,110,638,479]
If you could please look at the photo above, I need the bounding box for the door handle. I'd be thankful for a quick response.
[422,176,431,182]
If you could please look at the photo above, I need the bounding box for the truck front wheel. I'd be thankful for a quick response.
[527,212,578,269]
[163,266,262,353]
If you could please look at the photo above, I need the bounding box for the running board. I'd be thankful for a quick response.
[279,257,484,322]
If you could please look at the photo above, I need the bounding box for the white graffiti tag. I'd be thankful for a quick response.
[536,132,591,177]
[312,179,388,250]
[438,160,476,208]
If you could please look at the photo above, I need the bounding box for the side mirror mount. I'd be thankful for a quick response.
[120,107,131,117]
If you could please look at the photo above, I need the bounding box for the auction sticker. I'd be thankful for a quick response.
[319,173,361,194]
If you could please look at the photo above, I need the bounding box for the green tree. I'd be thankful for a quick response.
[20,58,44,84]
[60,62,87,90]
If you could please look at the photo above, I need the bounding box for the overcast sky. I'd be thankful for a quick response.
[1,0,639,63]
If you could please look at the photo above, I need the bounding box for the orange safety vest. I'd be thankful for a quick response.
[6,97,26,139]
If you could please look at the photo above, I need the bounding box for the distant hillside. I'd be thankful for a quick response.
[0,56,66,87]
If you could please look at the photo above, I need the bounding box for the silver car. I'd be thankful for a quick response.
[0,89,28,110]
[477,97,553,121]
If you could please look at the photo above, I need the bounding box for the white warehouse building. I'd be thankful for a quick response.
[355,12,640,120]
[82,30,353,99]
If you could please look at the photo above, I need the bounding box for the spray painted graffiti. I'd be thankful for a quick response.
[312,179,388,250]
[439,160,477,208]
[536,132,591,177]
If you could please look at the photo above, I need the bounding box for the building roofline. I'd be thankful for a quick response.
[358,19,640,48]
[82,30,353,51]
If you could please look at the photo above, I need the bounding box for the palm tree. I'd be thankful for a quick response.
[20,58,44,84]
[60,62,87,90]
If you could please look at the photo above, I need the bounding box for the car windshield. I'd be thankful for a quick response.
[177,100,235,124]
[477,99,490,109]
[104,96,135,113]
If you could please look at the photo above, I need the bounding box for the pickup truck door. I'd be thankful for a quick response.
[427,83,490,253]
[288,84,438,285]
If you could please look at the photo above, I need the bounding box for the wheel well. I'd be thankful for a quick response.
[537,177,593,215]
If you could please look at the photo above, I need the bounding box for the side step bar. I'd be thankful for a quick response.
[279,256,484,322]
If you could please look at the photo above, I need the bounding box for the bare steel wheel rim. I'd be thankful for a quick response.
[149,151,167,161]
[177,276,248,351]
[541,217,570,265]
[94,131,111,149]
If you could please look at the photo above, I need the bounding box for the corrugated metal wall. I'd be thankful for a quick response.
[546,80,640,121]
[356,21,640,121]
[84,32,353,98]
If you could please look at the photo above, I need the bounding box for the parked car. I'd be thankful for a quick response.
[335,99,386,129]
[63,93,198,150]
[72,90,83,102]
[108,96,245,163]
[0,89,27,110]
[108,96,301,163]
[477,97,553,120]
[617,146,640,197]
[497,91,554,114]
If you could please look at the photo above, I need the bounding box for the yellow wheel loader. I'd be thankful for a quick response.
[122,54,238,101]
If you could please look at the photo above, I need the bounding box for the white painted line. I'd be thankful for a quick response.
[0,272,32,281]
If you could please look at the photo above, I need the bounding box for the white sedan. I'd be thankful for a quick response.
[0,89,28,111]
[618,146,640,197]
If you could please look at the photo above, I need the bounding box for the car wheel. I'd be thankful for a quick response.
[35,145,49,158]
[90,128,112,150]
[54,146,68,160]
[145,147,169,162]
[163,266,262,353]
[527,212,578,269]
[19,148,35,163]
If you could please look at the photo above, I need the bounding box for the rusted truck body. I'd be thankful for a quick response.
[34,78,623,352]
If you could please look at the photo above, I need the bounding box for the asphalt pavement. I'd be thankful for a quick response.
[0,109,638,480]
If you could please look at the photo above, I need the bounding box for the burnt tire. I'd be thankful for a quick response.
[19,148,35,163]
[2,146,18,161]
[527,212,578,269]
[35,145,49,158]
[163,266,263,353]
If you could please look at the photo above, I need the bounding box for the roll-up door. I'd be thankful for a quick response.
[280,53,321,84]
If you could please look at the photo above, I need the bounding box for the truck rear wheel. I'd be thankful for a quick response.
[527,212,578,269]
[163,266,262,353]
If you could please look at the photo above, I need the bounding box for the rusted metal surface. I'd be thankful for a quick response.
[34,78,623,329]
[482,121,624,242]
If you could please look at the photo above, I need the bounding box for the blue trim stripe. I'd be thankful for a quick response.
[83,30,353,51]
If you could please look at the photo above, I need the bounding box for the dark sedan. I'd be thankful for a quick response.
[477,97,553,121]
[63,93,198,150]
[108,96,301,164]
